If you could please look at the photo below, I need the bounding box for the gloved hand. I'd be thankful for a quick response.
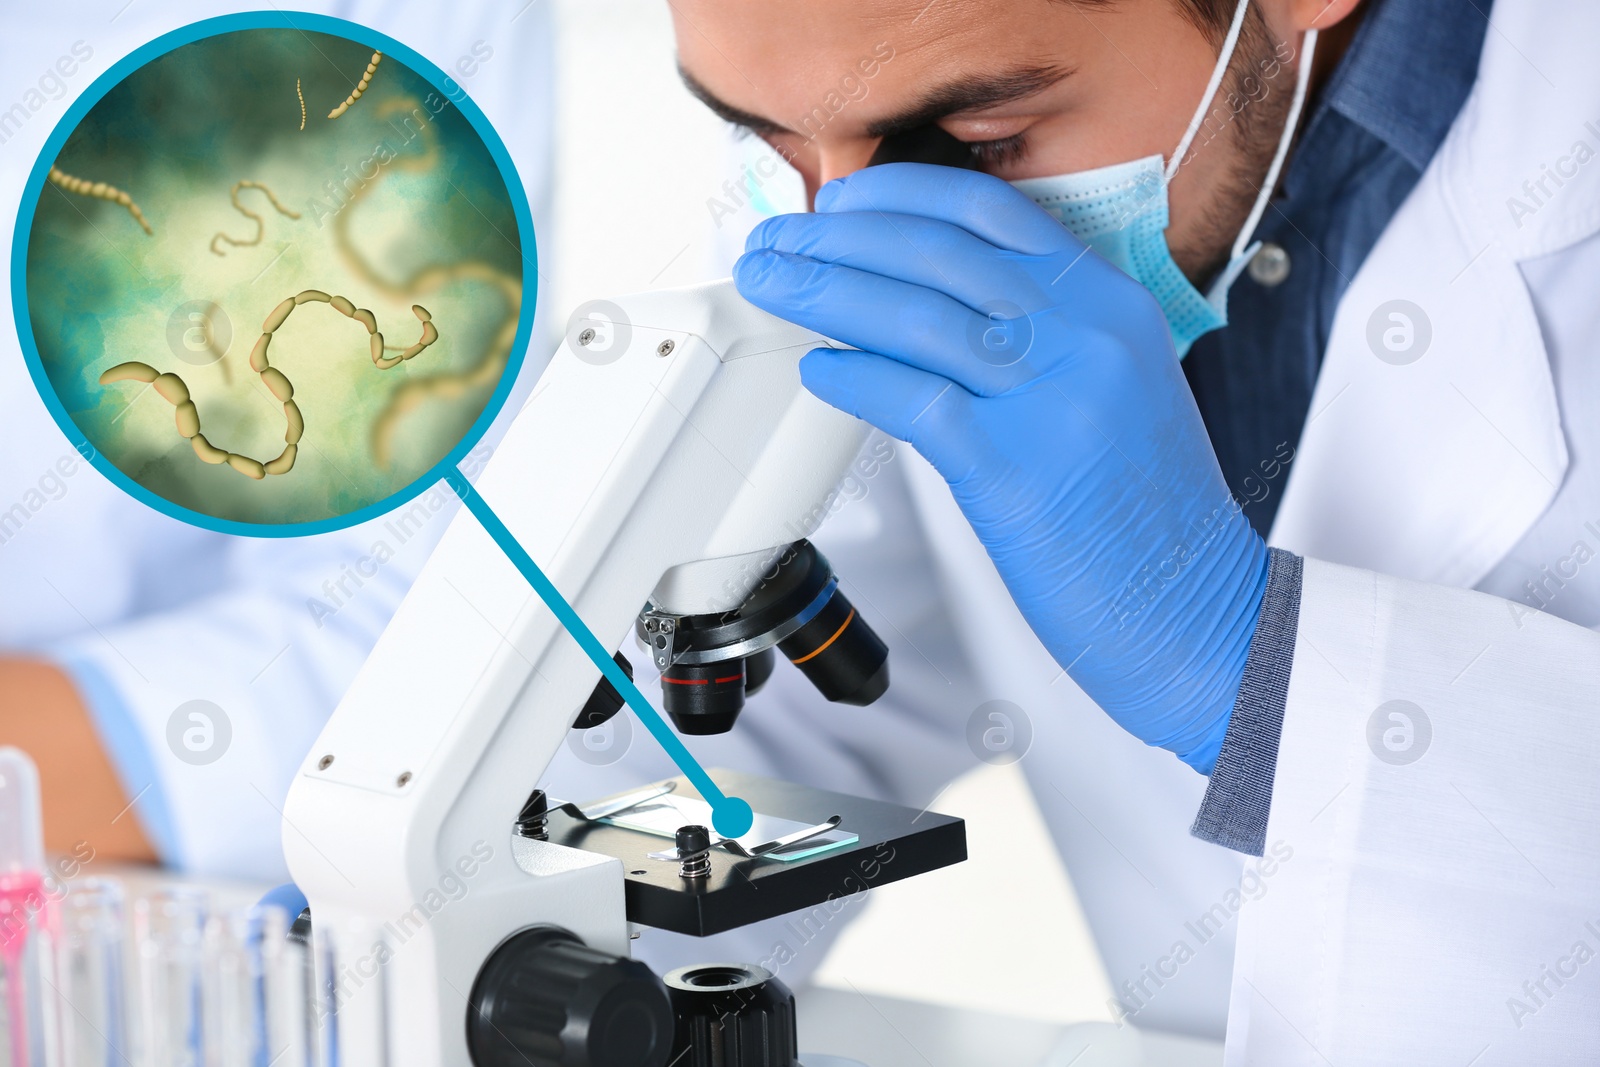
[734,164,1269,774]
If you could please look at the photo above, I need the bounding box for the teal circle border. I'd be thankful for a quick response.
[10,10,537,538]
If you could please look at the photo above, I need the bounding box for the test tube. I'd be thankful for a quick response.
[256,905,313,1067]
[51,878,129,1067]
[132,886,209,1067]
[200,907,259,1067]
[0,747,48,1067]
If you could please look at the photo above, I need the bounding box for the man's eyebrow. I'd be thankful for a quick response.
[678,63,1072,140]
[864,66,1074,139]
[679,66,790,135]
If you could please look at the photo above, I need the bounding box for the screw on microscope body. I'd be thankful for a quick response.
[578,327,596,346]
[656,339,675,358]
[516,788,551,841]
[676,824,712,880]
[644,616,675,661]
[317,754,335,770]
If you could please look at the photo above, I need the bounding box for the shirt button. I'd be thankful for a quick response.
[1248,242,1291,287]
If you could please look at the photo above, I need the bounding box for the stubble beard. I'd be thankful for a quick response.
[1168,9,1302,289]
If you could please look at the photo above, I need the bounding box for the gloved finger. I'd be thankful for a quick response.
[815,163,1076,257]
[799,346,978,481]
[736,249,1039,397]
[746,210,1047,313]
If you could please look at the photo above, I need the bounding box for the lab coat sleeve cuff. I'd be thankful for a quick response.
[1189,547,1303,856]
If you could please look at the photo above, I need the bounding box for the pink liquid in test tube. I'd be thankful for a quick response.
[0,748,46,1067]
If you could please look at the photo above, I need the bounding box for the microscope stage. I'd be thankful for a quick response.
[544,770,967,936]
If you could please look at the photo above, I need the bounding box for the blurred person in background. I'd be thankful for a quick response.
[0,0,553,880]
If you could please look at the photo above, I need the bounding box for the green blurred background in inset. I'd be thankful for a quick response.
[25,27,523,526]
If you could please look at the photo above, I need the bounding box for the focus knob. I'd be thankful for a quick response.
[665,963,799,1067]
[468,927,673,1067]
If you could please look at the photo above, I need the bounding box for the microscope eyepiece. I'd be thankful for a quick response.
[636,541,889,735]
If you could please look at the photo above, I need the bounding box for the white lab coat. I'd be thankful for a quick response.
[1220,1,1600,1060]
[0,0,554,881]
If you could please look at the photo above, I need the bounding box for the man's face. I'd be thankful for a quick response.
[672,0,1333,282]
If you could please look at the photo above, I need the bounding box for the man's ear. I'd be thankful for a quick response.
[1293,0,1363,32]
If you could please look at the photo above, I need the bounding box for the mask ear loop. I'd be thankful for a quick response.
[1164,0,1252,185]
[1229,27,1320,262]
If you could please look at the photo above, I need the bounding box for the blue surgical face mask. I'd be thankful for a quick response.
[1010,0,1318,358]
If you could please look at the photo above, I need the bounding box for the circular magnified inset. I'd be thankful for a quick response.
[14,14,532,534]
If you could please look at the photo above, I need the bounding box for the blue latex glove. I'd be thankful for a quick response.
[256,881,308,919]
[734,164,1269,774]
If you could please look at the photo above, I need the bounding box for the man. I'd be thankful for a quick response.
[644,0,1600,1059]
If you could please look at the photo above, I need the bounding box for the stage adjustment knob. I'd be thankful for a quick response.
[665,963,800,1066]
[468,927,673,1067]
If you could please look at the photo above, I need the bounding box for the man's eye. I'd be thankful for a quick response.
[966,133,1028,169]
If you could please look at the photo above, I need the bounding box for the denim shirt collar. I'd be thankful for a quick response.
[1296,0,1492,178]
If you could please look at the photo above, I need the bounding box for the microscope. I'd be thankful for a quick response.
[282,280,966,1066]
